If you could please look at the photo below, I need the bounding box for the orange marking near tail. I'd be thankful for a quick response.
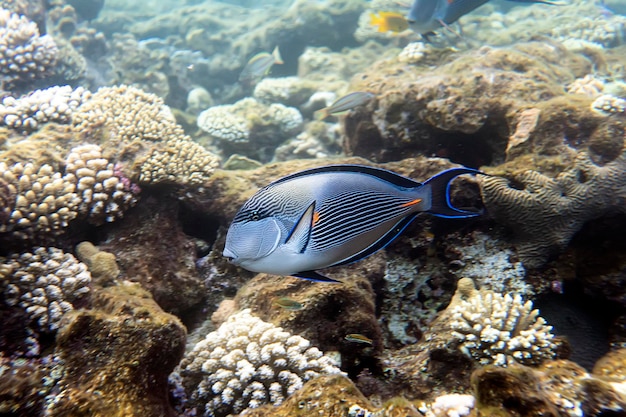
[312,211,320,226]
[400,198,422,208]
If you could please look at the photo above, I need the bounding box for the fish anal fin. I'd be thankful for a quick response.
[293,270,341,283]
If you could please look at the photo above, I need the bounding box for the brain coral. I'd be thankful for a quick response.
[0,7,58,81]
[179,309,343,417]
[0,247,91,332]
[449,278,556,367]
[480,151,626,267]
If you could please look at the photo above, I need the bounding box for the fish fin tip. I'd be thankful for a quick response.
[272,46,284,64]
[425,167,485,219]
[284,201,315,253]
[293,270,341,283]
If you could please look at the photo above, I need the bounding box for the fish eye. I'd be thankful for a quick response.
[250,211,260,221]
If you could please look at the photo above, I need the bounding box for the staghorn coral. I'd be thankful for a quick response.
[0,85,90,132]
[178,308,343,417]
[448,278,556,367]
[0,7,57,81]
[480,152,626,267]
[0,247,90,332]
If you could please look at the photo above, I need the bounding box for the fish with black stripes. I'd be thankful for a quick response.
[223,164,483,282]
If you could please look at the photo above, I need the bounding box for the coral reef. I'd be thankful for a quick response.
[0,85,90,132]
[480,152,626,267]
[0,247,91,332]
[178,309,343,417]
[197,97,303,162]
[448,278,556,366]
[75,241,120,285]
[0,7,58,82]
[47,282,186,417]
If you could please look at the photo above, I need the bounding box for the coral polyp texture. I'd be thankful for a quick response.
[72,85,220,185]
[197,97,303,161]
[480,152,626,267]
[0,144,138,243]
[0,85,90,132]
[64,144,138,224]
[178,308,343,417]
[449,278,556,367]
[0,7,58,81]
[0,247,91,332]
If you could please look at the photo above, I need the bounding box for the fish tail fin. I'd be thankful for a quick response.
[424,167,484,218]
[272,46,284,65]
[313,108,329,121]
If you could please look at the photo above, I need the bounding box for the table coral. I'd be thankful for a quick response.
[0,247,91,332]
[178,308,343,417]
[448,278,556,367]
[0,7,58,81]
[480,152,626,267]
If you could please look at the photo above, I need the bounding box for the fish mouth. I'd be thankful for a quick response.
[222,247,238,263]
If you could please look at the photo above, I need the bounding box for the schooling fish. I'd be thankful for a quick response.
[314,91,375,120]
[223,165,483,282]
[239,46,283,86]
[407,0,562,36]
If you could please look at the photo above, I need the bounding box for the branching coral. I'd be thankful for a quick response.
[0,7,58,81]
[448,278,556,367]
[0,247,91,332]
[0,86,90,132]
[178,309,343,417]
[0,144,138,243]
[480,152,626,267]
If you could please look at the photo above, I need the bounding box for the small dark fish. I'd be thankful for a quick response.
[345,334,373,345]
[273,296,303,311]
[223,164,484,282]
[407,0,564,36]
[239,46,283,86]
[314,92,375,120]
[369,11,410,33]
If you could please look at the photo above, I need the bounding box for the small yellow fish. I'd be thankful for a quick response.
[273,296,303,311]
[369,11,409,33]
[345,333,373,345]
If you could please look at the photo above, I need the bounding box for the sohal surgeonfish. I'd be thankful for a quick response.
[407,0,562,36]
[223,165,483,282]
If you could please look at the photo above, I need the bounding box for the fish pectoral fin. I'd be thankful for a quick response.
[293,270,342,283]
[284,201,315,253]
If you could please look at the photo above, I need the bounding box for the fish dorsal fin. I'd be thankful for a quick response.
[293,270,341,283]
[284,201,315,253]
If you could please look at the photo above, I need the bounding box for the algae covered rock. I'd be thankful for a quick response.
[48,282,186,417]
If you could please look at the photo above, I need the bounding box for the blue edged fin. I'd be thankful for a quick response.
[284,201,315,253]
[293,270,341,283]
[331,213,420,267]
[425,167,484,218]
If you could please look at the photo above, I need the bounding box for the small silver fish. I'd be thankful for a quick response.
[223,165,483,282]
[239,46,283,86]
[407,0,562,36]
[314,92,375,120]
